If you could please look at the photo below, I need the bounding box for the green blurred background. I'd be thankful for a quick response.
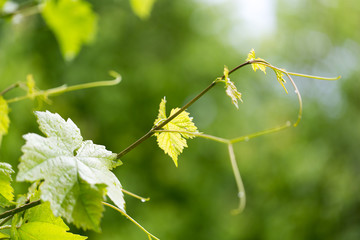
[1,0,360,239]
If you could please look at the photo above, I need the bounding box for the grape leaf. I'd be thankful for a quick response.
[12,196,87,240]
[16,111,125,231]
[0,96,10,146]
[246,49,267,74]
[154,98,198,167]
[130,0,156,19]
[223,66,243,109]
[274,68,288,94]
[41,0,98,61]
[0,162,14,207]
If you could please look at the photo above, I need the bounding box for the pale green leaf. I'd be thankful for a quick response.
[17,111,124,231]
[154,98,198,166]
[246,49,267,74]
[41,0,98,61]
[0,96,10,146]
[130,0,156,19]
[0,162,14,207]
[223,66,243,109]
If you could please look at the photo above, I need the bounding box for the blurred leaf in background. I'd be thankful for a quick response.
[42,0,98,61]
[130,0,157,19]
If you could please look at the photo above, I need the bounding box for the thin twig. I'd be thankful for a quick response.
[122,189,150,202]
[230,121,291,143]
[117,62,252,159]
[287,72,341,80]
[7,73,121,104]
[102,202,159,240]
[227,143,246,215]
[0,83,20,96]
[0,200,41,220]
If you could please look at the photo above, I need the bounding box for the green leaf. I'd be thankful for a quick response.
[246,49,267,74]
[223,66,243,109]
[0,96,10,146]
[12,199,87,240]
[0,232,9,239]
[41,0,98,61]
[0,0,7,10]
[0,162,14,207]
[154,98,198,167]
[130,0,156,19]
[17,111,124,231]
[18,222,87,240]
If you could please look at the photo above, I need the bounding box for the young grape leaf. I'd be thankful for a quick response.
[0,96,10,146]
[246,49,289,93]
[17,111,125,231]
[130,0,156,19]
[274,68,288,94]
[41,0,98,61]
[223,66,243,109]
[246,49,267,74]
[0,162,14,207]
[11,195,87,240]
[154,98,198,167]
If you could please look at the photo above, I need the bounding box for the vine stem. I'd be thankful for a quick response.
[0,200,41,220]
[117,61,251,158]
[153,121,291,145]
[6,72,121,104]
[287,72,341,80]
[102,202,159,240]
[122,189,150,202]
[154,122,291,214]
[227,143,246,215]
[0,83,20,96]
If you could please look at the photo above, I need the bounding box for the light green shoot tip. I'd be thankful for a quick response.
[109,71,122,84]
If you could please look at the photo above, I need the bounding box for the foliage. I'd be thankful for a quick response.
[0,97,9,146]
[0,43,339,238]
[153,97,198,166]
[0,0,354,240]
[220,66,243,109]
[17,111,124,231]
[0,162,14,207]
[11,191,87,240]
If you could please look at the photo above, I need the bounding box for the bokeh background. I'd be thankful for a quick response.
[1,0,360,239]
